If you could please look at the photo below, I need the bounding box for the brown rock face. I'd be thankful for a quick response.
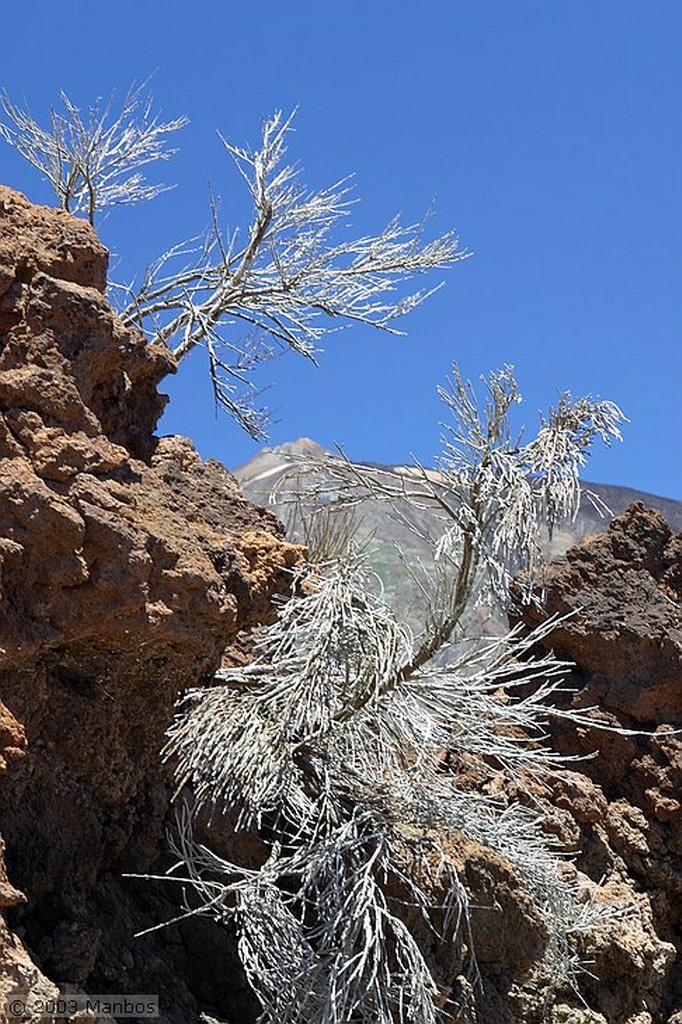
[514,503,682,1022]
[0,187,302,1023]
[0,185,173,460]
[1,185,681,1024]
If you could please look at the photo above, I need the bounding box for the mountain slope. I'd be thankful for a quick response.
[235,437,682,625]
[235,438,682,537]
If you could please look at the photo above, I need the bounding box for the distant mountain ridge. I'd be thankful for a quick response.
[235,437,682,537]
[234,438,682,629]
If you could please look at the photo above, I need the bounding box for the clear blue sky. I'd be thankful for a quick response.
[2,2,680,498]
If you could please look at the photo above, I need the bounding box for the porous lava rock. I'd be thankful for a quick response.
[1,184,681,1024]
[514,503,682,1023]
[0,186,302,1023]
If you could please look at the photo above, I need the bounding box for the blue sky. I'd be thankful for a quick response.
[2,2,680,498]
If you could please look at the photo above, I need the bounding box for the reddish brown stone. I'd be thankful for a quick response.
[0,187,302,1023]
[513,503,682,1020]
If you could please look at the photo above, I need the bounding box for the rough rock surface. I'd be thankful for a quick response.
[1,185,681,1024]
[0,187,302,1023]
[514,503,682,1024]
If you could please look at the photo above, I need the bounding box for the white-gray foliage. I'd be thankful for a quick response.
[158,367,628,1024]
[0,82,187,224]
[116,109,464,438]
[278,365,625,619]
[1,91,463,439]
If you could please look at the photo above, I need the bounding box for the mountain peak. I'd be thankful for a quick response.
[265,437,328,458]
[233,437,328,489]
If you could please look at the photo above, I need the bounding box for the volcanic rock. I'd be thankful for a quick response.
[1,183,681,1024]
[514,503,682,1021]
[0,186,302,1023]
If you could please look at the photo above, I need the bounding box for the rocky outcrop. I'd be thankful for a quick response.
[514,504,682,1023]
[1,184,680,1024]
[0,186,302,1023]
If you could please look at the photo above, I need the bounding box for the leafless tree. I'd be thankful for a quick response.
[155,366,632,1024]
[0,82,187,224]
[1,94,464,438]
[116,110,465,437]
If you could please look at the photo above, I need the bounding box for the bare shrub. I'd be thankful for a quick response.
[156,366,628,1023]
[2,94,463,438]
[0,82,186,224]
